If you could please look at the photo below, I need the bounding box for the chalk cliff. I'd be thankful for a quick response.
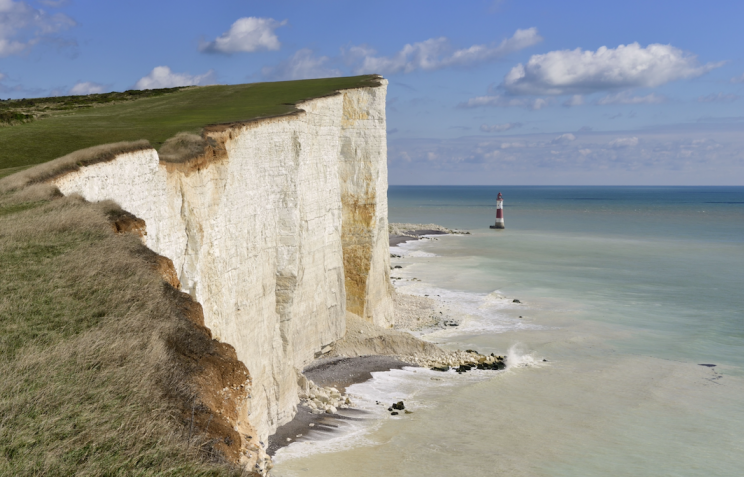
[50,80,393,444]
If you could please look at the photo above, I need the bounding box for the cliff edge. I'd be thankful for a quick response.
[35,80,393,448]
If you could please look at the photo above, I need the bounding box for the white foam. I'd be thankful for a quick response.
[390,236,440,257]
[275,233,547,463]
[396,282,545,337]
[273,366,501,463]
[506,343,546,369]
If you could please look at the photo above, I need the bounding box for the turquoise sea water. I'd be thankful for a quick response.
[273,186,744,477]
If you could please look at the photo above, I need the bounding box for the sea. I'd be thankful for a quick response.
[272,186,744,477]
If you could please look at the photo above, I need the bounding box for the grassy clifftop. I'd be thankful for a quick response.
[0,75,381,178]
[0,76,385,475]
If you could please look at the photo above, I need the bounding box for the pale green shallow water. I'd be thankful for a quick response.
[273,187,744,477]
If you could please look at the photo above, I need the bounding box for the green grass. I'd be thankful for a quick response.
[0,75,381,171]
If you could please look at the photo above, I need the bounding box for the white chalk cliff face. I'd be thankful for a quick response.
[51,82,393,442]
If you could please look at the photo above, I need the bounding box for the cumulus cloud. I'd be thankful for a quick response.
[502,43,723,95]
[459,94,550,110]
[69,81,105,95]
[261,49,341,80]
[200,17,285,54]
[0,0,75,57]
[135,66,216,90]
[608,137,639,148]
[480,122,522,133]
[697,93,739,103]
[349,28,542,75]
[596,91,666,105]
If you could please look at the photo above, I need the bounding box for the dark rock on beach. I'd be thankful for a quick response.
[457,364,473,373]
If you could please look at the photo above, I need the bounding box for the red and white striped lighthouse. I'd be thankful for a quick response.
[490,192,505,229]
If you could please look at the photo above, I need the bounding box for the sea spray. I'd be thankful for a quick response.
[506,343,544,369]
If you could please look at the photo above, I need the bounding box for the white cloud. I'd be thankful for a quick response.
[503,43,723,95]
[552,133,576,143]
[135,66,216,90]
[350,28,542,75]
[480,122,521,133]
[0,0,75,57]
[731,73,744,84]
[261,49,341,80]
[500,142,525,149]
[697,93,739,103]
[200,17,285,54]
[609,137,639,148]
[563,94,584,107]
[0,72,5,81]
[459,94,550,110]
[69,81,105,95]
[387,127,744,184]
[596,92,666,105]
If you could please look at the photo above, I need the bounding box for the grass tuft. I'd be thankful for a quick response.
[158,132,207,163]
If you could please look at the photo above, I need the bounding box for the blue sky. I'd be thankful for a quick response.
[1,0,743,185]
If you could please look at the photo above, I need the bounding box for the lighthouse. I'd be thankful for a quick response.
[490,192,505,229]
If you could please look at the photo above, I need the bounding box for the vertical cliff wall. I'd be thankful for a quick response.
[50,81,393,442]
[339,89,395,327]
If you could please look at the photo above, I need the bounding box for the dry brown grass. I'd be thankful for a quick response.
[0,140,151,193]
[158,132,208,163]
[0,188,247,476]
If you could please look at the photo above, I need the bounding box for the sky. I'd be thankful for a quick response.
[1,0,743,185]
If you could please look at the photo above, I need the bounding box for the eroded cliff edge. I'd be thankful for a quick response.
[48,80,393,445]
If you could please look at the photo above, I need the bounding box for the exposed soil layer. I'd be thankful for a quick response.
[120,211,264,472]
